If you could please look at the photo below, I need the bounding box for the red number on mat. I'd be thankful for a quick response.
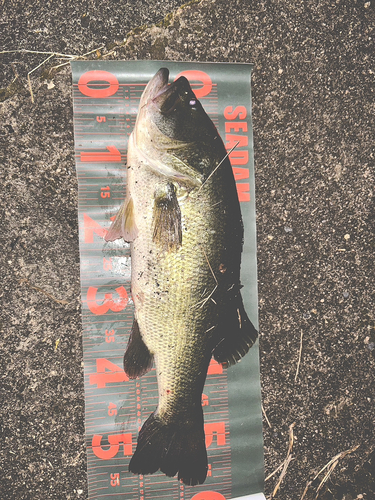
[101,186,111,198]
[110,473,120,486]
[204,422,226,448]
[105,329,115,343]
[92,433,132,459]
[89,358,129,388]
[83,213,107,243]
[207,463,212,477]
[174,70,212,98]
[191,492,226,500]
[207,358,223,375]
[80,145,121,163]
[108,402,117,417]
[103,257,112,271]
[78,70,119,98]
[86,285,128,315]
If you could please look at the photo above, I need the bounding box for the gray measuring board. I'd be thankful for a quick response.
[71,60,264,500]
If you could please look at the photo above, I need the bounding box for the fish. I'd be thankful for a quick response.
[105,68,258,486]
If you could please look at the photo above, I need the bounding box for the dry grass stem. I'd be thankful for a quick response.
[198,141,240,191]
[0,49,76,57]
[300,481,311,500]
[300,444,360,500]
[314,444,360,499]
[27,53,55,103]
[193,246,219,308]
[262,404,272,428]
[271,422,296,498]
[265,461,284,482]
[272,455,293,497]
[19,278,69,305]
[2,46,104,102]
[295,330,304,382]
[48,46,105,73]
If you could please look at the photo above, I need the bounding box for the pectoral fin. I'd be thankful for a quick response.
[152,183,182,252]
[213,289,258,367]
[105,196,138,242]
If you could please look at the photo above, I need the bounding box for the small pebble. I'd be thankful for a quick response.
[284,226,293,233]
[344,234,350,240]
[343,291,350,298]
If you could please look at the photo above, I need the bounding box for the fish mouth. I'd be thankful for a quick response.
[143,68,195,115]
[141,68,170,106]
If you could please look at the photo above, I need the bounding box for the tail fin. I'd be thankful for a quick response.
[129,409,208,486]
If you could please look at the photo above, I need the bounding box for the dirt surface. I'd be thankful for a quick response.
[1,1,374,499]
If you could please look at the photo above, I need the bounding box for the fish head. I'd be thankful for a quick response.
[146,69,218,144]
[133,68,222,186]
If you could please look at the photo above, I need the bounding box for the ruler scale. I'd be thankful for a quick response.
[72,61,265,500]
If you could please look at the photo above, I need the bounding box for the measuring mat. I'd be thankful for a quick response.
[71,61,265,500]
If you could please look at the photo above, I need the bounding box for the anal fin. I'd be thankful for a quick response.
[123,318,153,378]
[213,290,258,367]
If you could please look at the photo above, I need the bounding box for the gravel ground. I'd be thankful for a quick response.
[1,1,374,499]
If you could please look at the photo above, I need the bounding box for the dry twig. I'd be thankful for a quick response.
[262,404,272,428]
[300,444,360,500]
[270,422,296,498]
[265,461,284,482]
[295,330,304,382]
[19,278,69,305]
[198,141,240,191]
[1,46,104,102]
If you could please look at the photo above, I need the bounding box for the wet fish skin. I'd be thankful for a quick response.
[105,68,258,485]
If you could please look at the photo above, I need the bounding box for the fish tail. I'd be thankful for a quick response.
[129,408,208,486]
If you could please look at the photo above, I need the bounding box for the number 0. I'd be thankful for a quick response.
[78,70,119,98]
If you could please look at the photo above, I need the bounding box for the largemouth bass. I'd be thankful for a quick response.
[105,68,258,486]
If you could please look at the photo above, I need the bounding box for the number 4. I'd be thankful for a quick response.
[89,358,129,388]
[108,402,117,417]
